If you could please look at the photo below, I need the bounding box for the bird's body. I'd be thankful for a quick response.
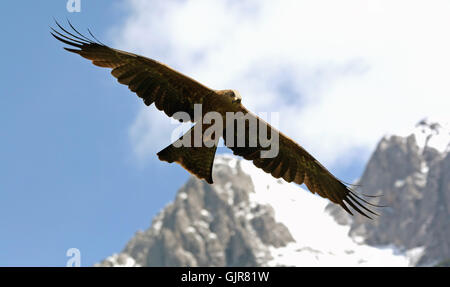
[51,22,379,218]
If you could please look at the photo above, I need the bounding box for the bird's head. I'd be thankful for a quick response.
[221,89,242,105]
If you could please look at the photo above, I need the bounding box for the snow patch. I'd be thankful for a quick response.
[195,220,210,229]
[99,253,140,267]
[413,172,427,188]
[200,209,210,217]
[153,220,162,232]
[420,161,429,174]
[214,154,239,174]
[185,226,196,233]
[239,158,416,266]
[224,182,234,205]
[394,179,405,188]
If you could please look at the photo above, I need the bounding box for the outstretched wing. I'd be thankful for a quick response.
[51,21,214,120]
[225,107,379,219]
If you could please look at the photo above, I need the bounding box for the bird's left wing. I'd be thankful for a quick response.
[51,21,214,120]
[225,107,379,219]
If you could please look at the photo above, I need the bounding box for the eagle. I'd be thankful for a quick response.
[51,21,379,219]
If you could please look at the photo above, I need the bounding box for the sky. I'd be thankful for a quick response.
[1,0,450,266]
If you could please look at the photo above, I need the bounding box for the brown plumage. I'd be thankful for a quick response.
[51,21,380,219]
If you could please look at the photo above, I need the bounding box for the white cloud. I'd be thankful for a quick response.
[111,0,450,168]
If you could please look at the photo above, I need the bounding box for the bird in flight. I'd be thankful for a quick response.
[51,21,380,218]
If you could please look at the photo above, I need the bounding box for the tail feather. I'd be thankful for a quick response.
[157,125,218,184]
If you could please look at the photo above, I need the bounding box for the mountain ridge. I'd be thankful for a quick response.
[96,119,449,266]
[326,119,450,266]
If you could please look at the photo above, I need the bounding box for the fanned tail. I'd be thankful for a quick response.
[157,125,218,184]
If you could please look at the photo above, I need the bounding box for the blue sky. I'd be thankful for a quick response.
[0,1,361,267]
[0,1,192,266]
[1,0,449,267]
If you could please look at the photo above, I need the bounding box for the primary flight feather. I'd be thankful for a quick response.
[51,21,379,218]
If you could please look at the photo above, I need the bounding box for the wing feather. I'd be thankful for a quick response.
[51,21,214,120]
[226,107,379,219]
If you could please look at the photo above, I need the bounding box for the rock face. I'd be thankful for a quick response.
[96,157,294,267]
[96,119,449,267]
[95,154,416,267]
[326,120,450,266]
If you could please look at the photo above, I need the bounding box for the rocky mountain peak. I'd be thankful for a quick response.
[97,150,425,266]
[96,120,450,267]
[327,120,450,265]
[413,118,450,154]
[96,155,294,267]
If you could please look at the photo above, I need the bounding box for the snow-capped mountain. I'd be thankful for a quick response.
[96,119,449,267]
[327,118,450,266]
